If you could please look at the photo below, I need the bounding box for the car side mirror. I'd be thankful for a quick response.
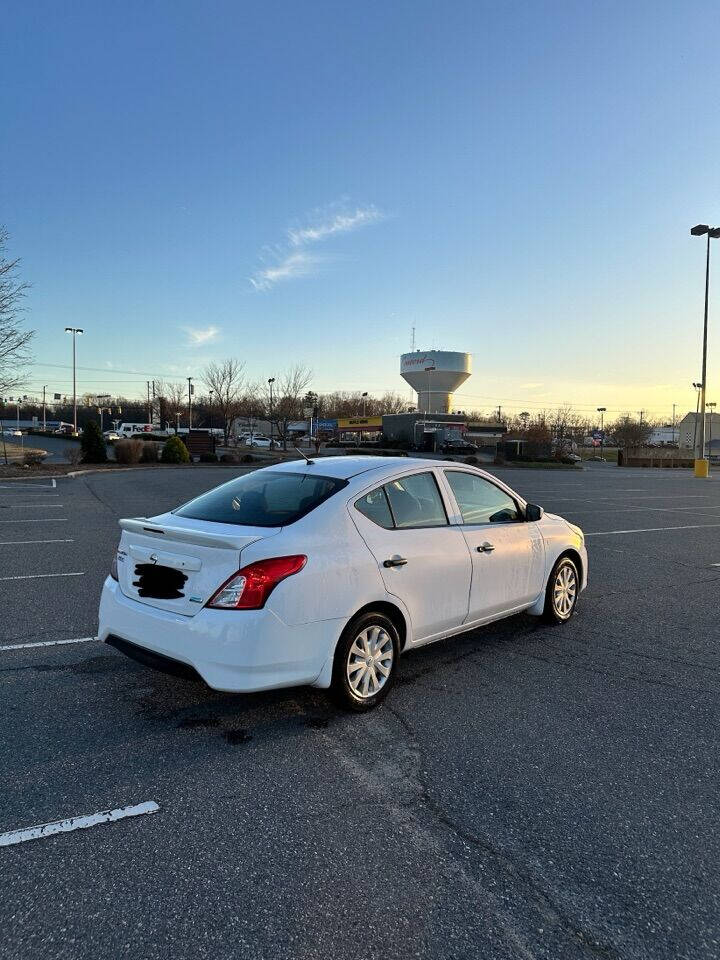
[525,503,544,521]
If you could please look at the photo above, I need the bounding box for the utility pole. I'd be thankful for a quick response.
[64,327,84,434]
[672,403,676,444]
[42,385,47,431]
[187,377,193,429]
[146,381,152,425]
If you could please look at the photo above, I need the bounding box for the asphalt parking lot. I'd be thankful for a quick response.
[1,462,719,960]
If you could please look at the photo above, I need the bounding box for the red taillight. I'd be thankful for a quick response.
[206,555,307,610]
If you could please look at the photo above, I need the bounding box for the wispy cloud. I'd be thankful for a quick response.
[287,205,384,247]
[250,201,385,291]
[183,325,219,346]
[250,251,319,292]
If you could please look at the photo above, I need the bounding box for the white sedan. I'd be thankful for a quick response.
[99,457,587,711]
[245,436,273,448]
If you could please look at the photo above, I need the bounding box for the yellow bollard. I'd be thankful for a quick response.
[694,458,710,478]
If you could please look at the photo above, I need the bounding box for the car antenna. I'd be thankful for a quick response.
[294,446,315,465]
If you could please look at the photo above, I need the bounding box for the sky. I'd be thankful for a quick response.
[2,0,720,422]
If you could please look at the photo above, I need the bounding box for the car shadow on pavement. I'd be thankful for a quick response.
[105,611,549,743]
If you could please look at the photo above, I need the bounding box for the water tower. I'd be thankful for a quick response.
[400,351,472,414]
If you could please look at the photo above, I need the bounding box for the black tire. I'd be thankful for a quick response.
[330,611,400,712]
[542,555,580,624]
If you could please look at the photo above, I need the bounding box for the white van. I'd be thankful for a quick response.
[117,423,162,437]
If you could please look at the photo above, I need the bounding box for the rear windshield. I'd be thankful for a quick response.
[173,471,348,527]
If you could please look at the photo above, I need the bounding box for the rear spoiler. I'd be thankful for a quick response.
[118,518,264,551]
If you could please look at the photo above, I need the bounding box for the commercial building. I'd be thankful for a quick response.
[676,412,720,453]
[381,413,505,453]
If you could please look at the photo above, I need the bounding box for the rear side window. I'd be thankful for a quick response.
[174,472,347,527]
[385,472,448,528]
[355,487,394,529]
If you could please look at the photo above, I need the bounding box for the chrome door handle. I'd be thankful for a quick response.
[477,542,495,553]
[383,556,408,568]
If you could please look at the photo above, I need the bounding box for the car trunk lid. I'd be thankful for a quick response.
[116,516,280,616]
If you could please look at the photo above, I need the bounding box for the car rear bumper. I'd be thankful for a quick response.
[99,577,346,692]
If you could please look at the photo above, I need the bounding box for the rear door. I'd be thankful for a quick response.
[440,470,545,621]
[350,470,471,643]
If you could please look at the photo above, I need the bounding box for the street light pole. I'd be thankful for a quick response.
[708,401,716,461]
[597,406,606,458]
[187,377,193,429]
[693,381,703,455]
[268,377,275,447]
[208,389,214,451]
[691,224,720,474]
[64,327,83,434]
[42,385,47,431]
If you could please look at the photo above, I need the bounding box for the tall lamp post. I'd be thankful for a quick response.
[64,327,83,434]
[267,377,275,448]
[208,389,214,451]
[690,224,720,474]
[692,381,703,457]
[597,406,606,458]
[708,401,717,462]
[187,377,193,429]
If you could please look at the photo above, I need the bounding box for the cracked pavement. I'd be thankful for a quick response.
[1,464,719,959]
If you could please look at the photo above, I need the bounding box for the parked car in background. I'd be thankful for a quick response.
[100,456,587,712]
[245,435,273,448]
[441,439,479,454]
[103,431,120,441]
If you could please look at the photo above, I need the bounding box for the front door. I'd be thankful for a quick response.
[441,470,545,622]
[350,471,472,643]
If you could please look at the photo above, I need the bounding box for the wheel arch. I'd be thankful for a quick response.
[556,547,583,584]
[347,600,409,652]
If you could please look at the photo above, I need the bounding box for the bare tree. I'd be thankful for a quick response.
[202,359,246,445]
[159,382,188,431]
[0,228,34,394]
[263,365,313,449]
[610,415,653,449]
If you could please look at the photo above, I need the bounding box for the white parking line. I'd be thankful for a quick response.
[0,572,84,581]
[0,492,59,496]
[0,518,67,523]
[0,479,57,490]
[0,801,160,847]
[549,494,717,503]
[2,504,64,509]
[0,539,74,545]
[1,636,96,651]
[586,522,720,537]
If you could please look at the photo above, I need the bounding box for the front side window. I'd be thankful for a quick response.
[174,472,347,527]
[355,487,394,529]
[444,471,519,524]
[384,472,448,529]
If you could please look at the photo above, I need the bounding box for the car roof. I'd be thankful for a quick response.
[262,455,433,481]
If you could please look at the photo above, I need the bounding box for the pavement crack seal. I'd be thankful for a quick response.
[382,703,620,960]
[0,801,160,847]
